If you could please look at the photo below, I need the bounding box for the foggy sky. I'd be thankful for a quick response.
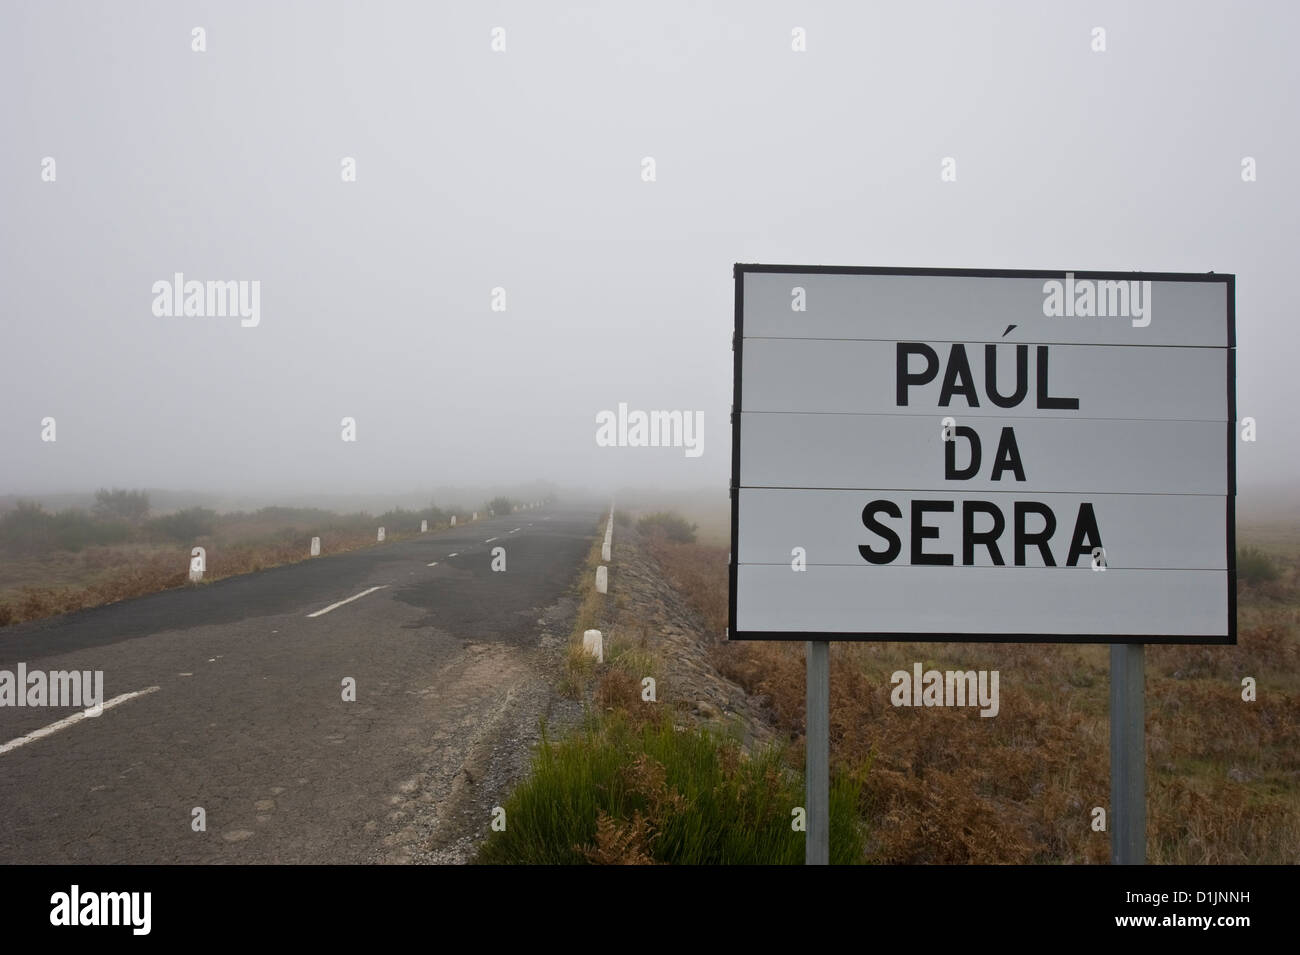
[2,1,1296,501]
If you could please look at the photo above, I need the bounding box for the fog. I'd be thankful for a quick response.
[2,1,1296,506]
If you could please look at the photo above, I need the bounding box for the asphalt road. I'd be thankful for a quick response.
[0,504,601,863]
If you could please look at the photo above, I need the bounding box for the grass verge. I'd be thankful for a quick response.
[477,709,864,864]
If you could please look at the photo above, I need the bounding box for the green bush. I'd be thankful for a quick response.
[0,501,131,555]
[250,506,338,525]
[0,501,55,555]
[375,507,420,532]
[477,711,864,865]
[487,496,513,517]
[93,487,150,522]
[148,507,216,543]
[1238,546,1280,585]
[636,511,697,543]
[51,508,130,551]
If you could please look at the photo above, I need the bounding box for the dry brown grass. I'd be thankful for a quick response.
[0,526,387,627]
[644,523,1300,865]
[0,549,189,626]
[643,537,728,635]
[594,668,641,712]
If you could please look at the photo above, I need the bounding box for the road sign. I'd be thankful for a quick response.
[730,265,1235,644]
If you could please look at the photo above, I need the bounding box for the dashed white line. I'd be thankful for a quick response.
[427,561,438,567]
[510,528,520,533]
[447,552,458,558]
[484,537,498,543]
[306,585,388,618]
[0,686,161,756]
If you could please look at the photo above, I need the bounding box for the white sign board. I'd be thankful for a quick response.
[730,265,1236,644]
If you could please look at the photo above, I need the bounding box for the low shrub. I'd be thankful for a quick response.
[636,511,697,544]
[477,711,864,865]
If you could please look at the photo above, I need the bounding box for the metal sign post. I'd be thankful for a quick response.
[806,640,830,865]
[1110,643,1146,864]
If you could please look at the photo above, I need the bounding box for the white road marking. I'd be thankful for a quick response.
[448,552,458,558]
[427,561,438,567]
[306,585,388,618]
[484,537,498,543]
[510,528,520,533]
[0,686,161,756]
